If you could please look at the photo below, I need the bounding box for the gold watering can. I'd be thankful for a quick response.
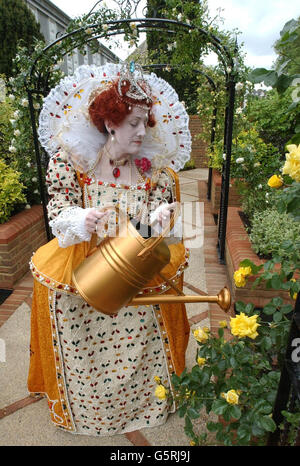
[72,206,231,315]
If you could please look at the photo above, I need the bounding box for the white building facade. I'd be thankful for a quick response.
[24,0,120,74]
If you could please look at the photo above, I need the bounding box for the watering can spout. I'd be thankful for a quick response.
[129,286,231,313]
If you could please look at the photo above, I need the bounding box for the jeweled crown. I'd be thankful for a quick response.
[117,61,153,104]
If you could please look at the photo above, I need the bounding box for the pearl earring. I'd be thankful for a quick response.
[111,129,115,142]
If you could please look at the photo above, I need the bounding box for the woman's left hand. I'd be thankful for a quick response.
[156,202,178,227]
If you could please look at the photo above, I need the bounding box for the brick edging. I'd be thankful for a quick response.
[0,205,45,244]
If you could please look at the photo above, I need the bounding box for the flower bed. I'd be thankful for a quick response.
[210,169,242,215]
[225,206,295,308]
[0,205,47,289]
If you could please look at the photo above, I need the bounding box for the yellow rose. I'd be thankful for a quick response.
[233,266,252,287]
[230,312,260,339]
[233,270,247,287]
[239,266,252,276]
[197,357,206,366]
[155,384,168,400]
[219,320,228,328]
[282,144,300,182]
[267,174,283,188]
[193,327,209,344]
[223,389,239,405]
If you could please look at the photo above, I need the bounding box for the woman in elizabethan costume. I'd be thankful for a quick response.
[28,62,192,437]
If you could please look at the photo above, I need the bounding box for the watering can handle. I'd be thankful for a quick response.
[87,204,180,259]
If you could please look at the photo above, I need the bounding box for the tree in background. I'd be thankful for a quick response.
[0,0,44,78]
[146,0,209,114]
[249,17,300,146]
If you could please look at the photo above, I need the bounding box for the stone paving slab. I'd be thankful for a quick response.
[0,302,31,409]
[179,169,208,180]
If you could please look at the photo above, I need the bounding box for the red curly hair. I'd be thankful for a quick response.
[88,79,156,134]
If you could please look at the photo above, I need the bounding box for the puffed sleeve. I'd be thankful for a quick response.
[46,151,93,247]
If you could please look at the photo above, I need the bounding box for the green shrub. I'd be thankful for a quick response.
[208,127,282,189]
[0,158,26,223]
[239,184,279,222]
[182,158,196,170]
[0,92,14,163]
[249,208,300,259]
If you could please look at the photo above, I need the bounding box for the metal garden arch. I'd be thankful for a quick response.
[24,1,238,263]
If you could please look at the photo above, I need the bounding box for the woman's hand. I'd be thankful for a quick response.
[85,208,112,235]
[156,202,179,227]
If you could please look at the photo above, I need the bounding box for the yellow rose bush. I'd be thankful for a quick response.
[161,310,284,446]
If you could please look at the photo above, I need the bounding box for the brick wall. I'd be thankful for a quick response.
[0,205,47,289]
[188,115,208,168]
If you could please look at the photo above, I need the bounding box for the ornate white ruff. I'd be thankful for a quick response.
[38,63,192,173]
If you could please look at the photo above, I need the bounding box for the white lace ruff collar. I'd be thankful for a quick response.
[38,63,191,173]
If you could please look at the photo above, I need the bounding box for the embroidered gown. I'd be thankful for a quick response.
[28,151,190,436]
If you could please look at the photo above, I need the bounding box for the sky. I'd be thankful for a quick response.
[50,0,300,68]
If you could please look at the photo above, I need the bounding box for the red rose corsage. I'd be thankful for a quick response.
[135,157,151,174]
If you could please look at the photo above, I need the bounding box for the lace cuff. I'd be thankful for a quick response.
[49,206,93,248]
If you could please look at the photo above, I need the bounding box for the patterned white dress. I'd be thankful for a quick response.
[29,151,189,436]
